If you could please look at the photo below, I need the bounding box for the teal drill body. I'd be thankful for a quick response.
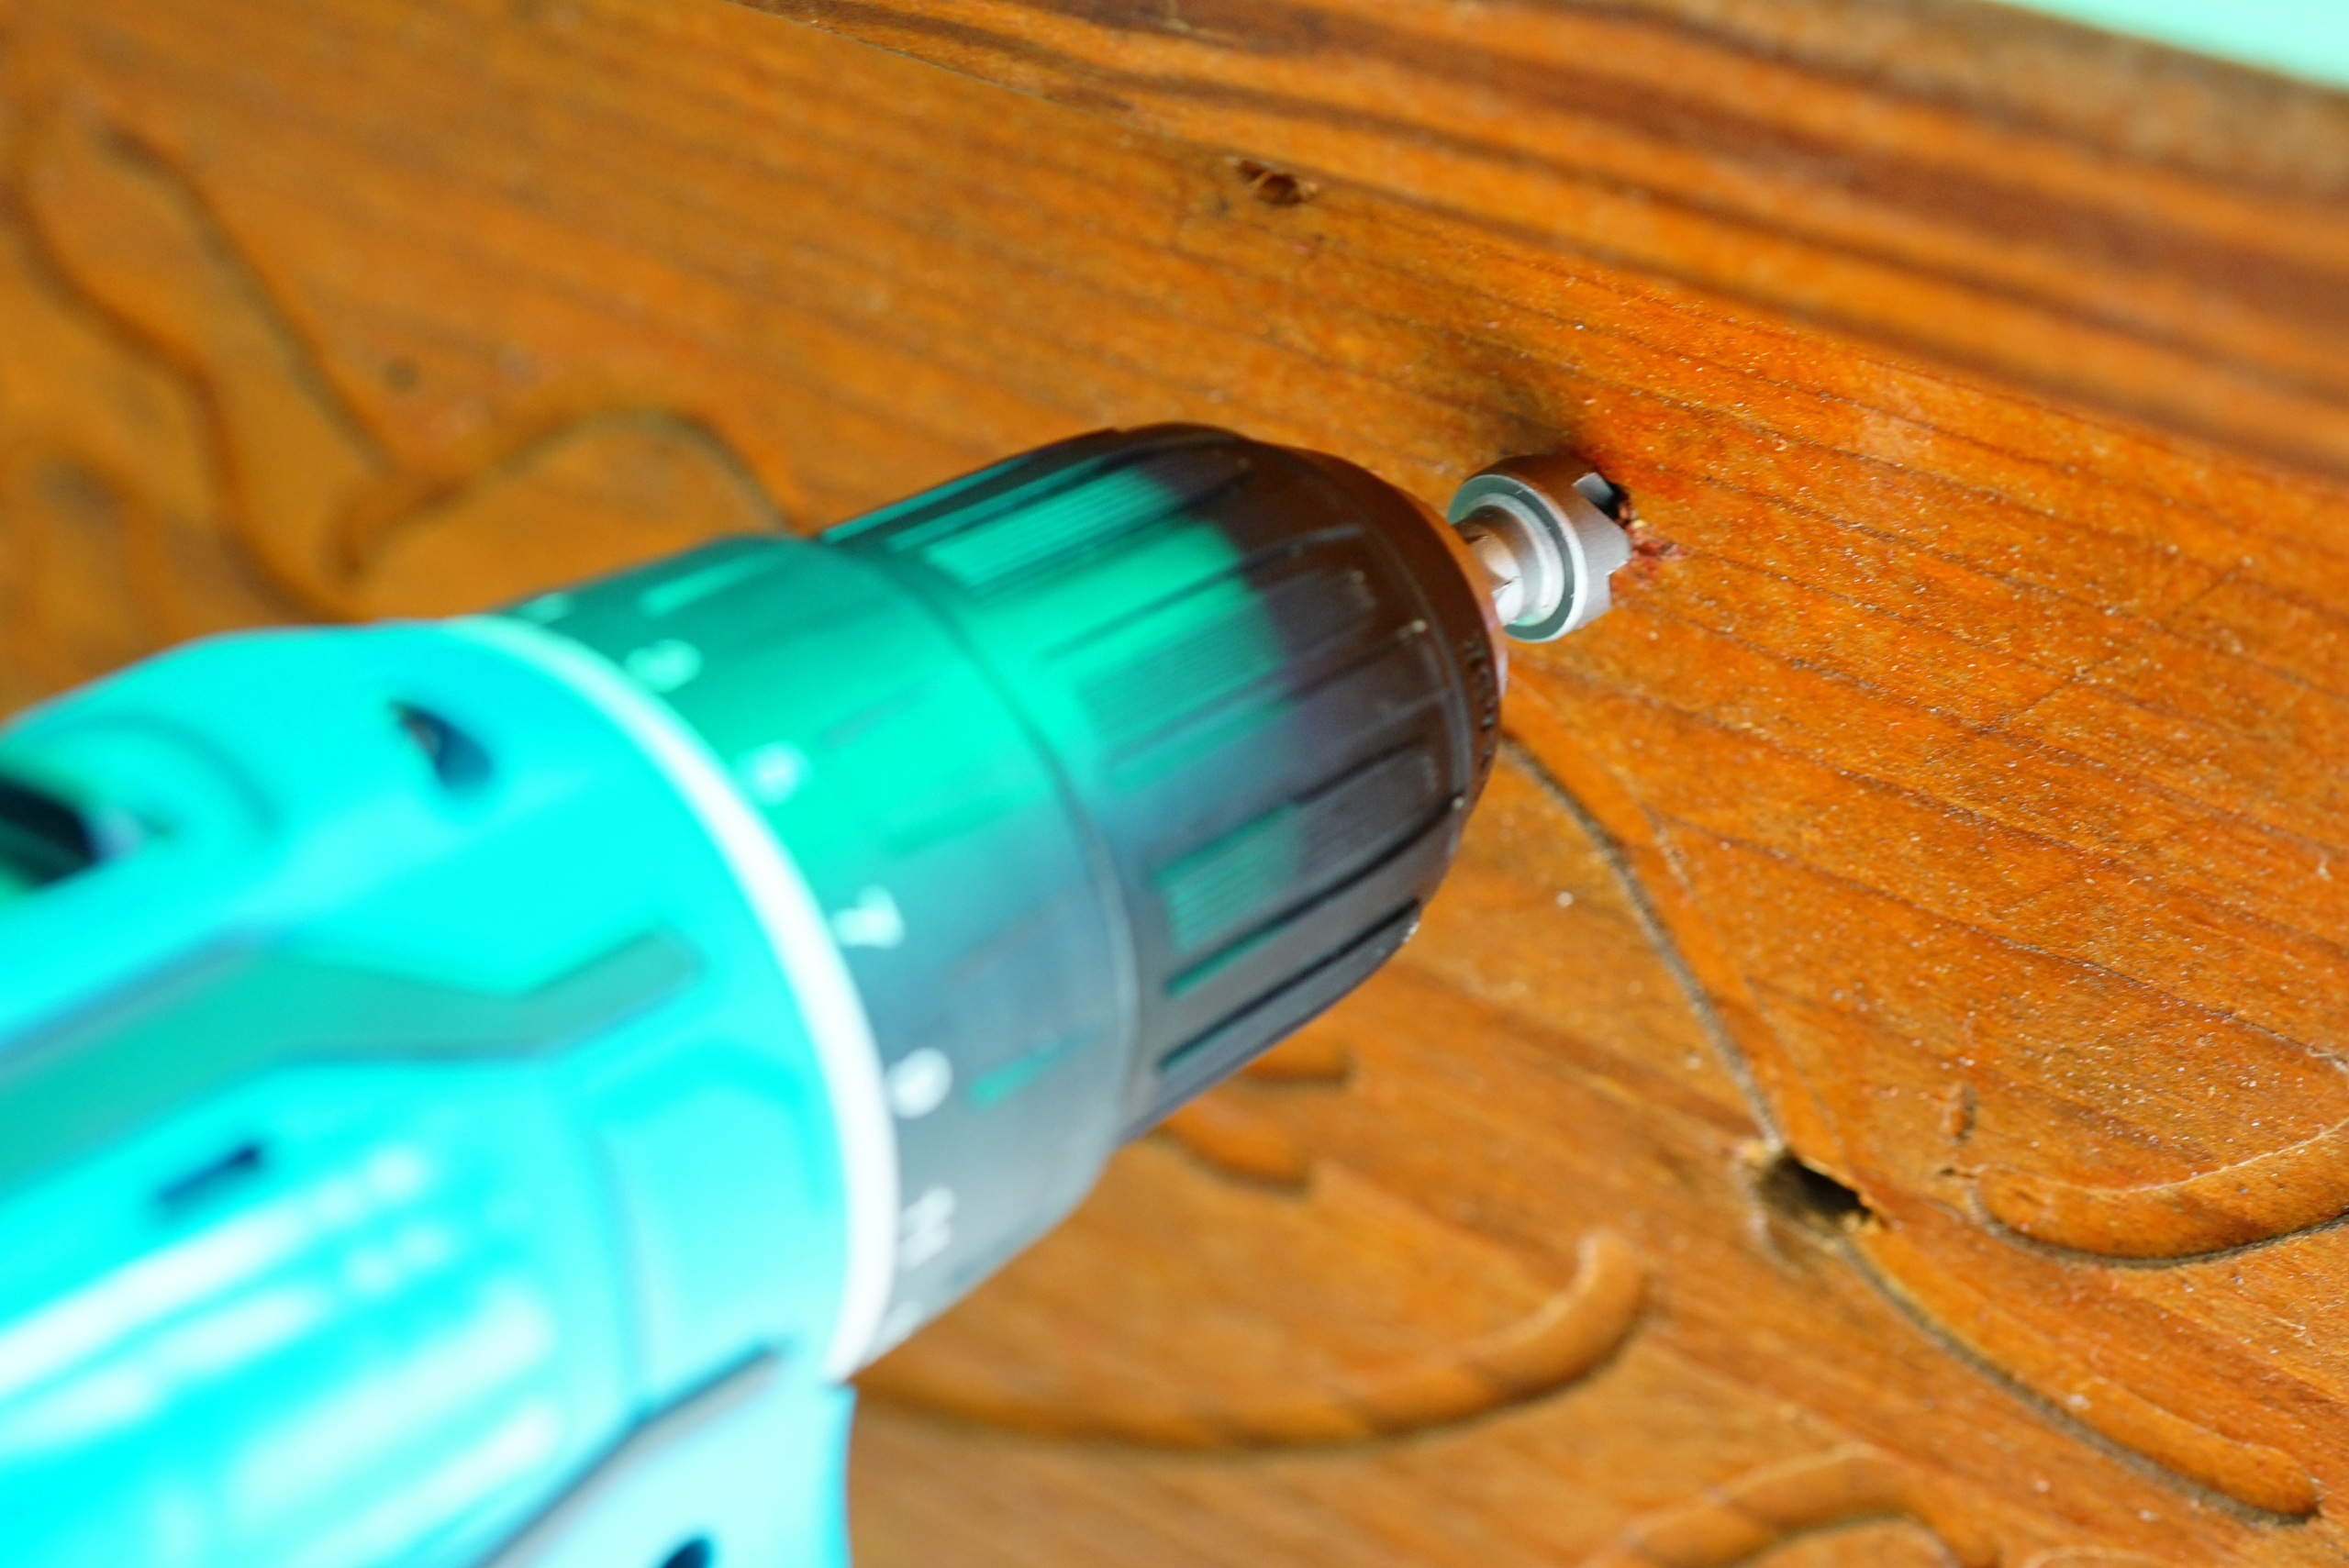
[0,427,1503,1568]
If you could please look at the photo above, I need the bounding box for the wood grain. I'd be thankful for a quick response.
[753,0,2349,481]
[3,0,2348,1562]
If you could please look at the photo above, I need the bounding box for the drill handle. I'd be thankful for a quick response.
[485,1358,853,1568]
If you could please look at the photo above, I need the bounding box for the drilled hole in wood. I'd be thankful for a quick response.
[1233,159,1317,206]
[1758,1151,1875,1232]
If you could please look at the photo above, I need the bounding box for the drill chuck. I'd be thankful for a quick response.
[516,425,1505,1352]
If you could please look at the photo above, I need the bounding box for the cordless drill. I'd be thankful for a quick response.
[0,425,1627,1568]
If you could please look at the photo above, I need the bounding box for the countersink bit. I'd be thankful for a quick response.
[1448,456,1631,640]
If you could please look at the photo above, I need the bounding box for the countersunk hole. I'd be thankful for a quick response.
[1757,1150,1875,1232]
[157,1140,266,1213]
[1572,470,1628,521]
[395,704,494,793]
[1233,158,1318,206]
[657,1540,713,1568]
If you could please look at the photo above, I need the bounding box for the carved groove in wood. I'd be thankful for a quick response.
[1510,689,2340,1518]
[0,101,782,703]
[863,1228,1647,1447]
[1578,1445,1999,1568]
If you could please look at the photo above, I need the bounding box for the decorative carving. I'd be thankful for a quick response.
[0,113,269,700]
[1154,1031,1353,1187]
[1856,1226,2319,1518]
[1158,1093,1316,1190]
[867,1228,1645,1447]
[1579,1445,1998,1568]
[0,102,780,682]
[1505,682,2343,1518]
[1237,1029,1353,1084]
[1977,1120,2349,1261]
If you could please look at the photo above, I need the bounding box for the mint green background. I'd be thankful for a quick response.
[1996,0,2349,88]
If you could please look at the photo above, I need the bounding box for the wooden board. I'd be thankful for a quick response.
[3,0,2347,1562]
[759,0,2349,482]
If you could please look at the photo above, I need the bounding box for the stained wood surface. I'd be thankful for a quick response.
[759,0,2349,481]
[2,0,2347,1562]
